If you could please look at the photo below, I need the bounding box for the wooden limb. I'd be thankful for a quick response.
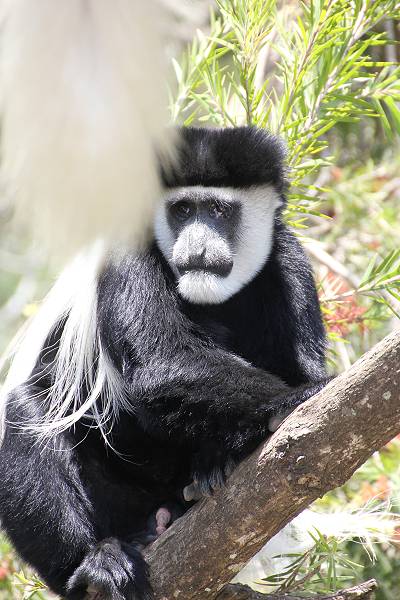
[217,580,377,600]
[144,330,400,599]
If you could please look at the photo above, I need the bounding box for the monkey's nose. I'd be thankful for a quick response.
[191,245,207,260]
[186,235,207,259]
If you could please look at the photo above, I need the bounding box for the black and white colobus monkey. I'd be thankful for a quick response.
[0,127,328,600]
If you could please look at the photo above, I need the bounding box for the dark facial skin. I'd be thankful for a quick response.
[167,196,241,244]
[166,195,241,277]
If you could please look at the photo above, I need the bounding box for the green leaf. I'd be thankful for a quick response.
[384,97,400,135]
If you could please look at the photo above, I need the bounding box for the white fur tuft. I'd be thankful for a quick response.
[0,0,174,255]
[0,242,128,445]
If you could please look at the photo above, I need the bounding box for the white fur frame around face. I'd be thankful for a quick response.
[154,185,282,304]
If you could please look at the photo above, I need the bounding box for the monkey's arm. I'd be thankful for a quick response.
[98,252,328,480]
[271,222,327,385]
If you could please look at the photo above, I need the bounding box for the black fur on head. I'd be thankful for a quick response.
[162,126,287,195]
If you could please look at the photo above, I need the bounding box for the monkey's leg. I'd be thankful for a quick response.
[0,385,151,600]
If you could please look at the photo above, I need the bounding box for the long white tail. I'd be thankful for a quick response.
[0,0,173,255]
[0,243,128,446]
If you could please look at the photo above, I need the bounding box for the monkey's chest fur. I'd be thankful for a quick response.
[72,309,262,540]
[69,252,321,541]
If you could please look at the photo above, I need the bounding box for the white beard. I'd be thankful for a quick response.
[177,270,238,305]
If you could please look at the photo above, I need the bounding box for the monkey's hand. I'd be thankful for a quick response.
[184,410,295,502]
[183,481,203,502]
[188,442,235,498]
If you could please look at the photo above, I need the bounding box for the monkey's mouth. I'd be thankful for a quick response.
[176,262,233,278]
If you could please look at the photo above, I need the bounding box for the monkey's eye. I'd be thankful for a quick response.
[209,201,233,219]
[171,201,193,221]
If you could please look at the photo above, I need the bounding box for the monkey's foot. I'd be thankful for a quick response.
[67,538,152,600]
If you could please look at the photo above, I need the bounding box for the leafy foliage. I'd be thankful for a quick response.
[0,536,49,600]
[171,0,400,214]
[255,441,400,597]
[261,528,362,594]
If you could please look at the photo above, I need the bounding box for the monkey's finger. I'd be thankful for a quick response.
[86,585,104,600]
[183,482,203,502]
[155,507,172,536]
[268,411,290,433]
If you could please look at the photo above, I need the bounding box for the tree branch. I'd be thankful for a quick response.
[144,330,400,599]
[217,580,377,600]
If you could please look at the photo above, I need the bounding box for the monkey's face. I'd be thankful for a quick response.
[155,185,282,304]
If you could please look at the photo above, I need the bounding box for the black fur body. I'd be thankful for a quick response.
[0,128,328,600]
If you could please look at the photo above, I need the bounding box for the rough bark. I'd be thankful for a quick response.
[217,580,377,600]
[144,329,400,600]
